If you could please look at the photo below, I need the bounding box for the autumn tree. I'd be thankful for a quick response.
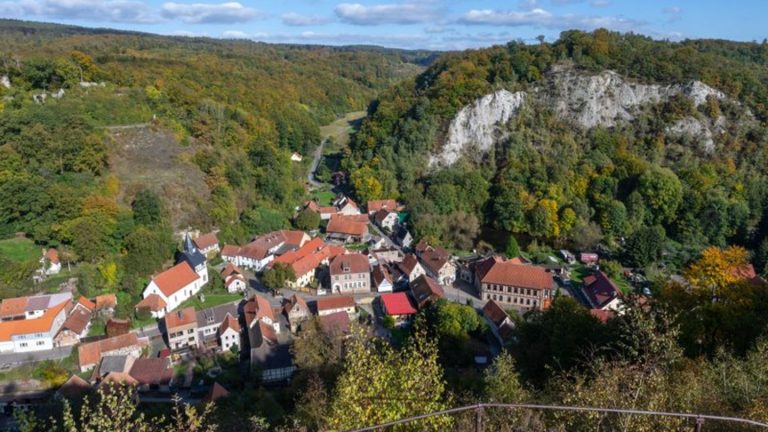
[684,246,751,299]
[261,262,295,295]
[294,208,320,231]
[350,166,383,204]
[637,167,683,224]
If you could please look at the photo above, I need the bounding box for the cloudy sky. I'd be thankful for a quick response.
[0,0,765,50]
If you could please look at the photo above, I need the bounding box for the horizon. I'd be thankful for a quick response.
[0,1,766,50]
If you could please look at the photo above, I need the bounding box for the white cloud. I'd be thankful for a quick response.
[161,2,261,24]
[281,12,332,26]
[0,0,157,23]
[458,7,643,32]
[334,2,441,25]
[590,0,610,6]
[222,30,248,38]
[662,6,683,22]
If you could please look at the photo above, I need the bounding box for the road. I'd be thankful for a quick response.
[307,138,327,189]
[0,346,72,367]
[98,122,152,131]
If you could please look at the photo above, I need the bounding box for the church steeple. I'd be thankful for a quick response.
[184,232,197,253]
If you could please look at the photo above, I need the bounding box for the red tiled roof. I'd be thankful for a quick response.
[258,321,277,344]
[329,253,369,276]
[319,311,350,335]
[78,333,141,369]
[316,296,355,312]
[219,313,240,334]
[327,215,368,236]
[235,230,308,260]
[481,262,553,291]
[482,300,509,327]
[193,232,219,250]
[373,208,394,225]
[244,295,275,326]
[367,199,397,214]
[419,245,451,275]
[164,307,197,329]
[62,307,92,334]
[220,263,243,278]
[284,295,308,314]
[410,275,444,307]
[372,265,393,287]
[398,254,421,275]
[135,294,166,312]
[0,300,69,342]
[45,248,60,264]
[0,297,28,318]
[272,237,324,267]
[129,358,173,386]
[583,271,620,309]
[381,292,416,316]
[95,294,117,310]
[151,262,199,297]
[290,244,345,278]
[78,296,96,311]
[221,244,241,257]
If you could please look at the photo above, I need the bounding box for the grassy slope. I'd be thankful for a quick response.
[0,237,39,263]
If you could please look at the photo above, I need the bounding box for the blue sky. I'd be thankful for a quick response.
[0,0,765,50]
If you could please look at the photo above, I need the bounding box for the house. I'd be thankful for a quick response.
[0,300,69,353]
[193,232,220,257]
[105,318,131,338]
[410,275,445,309]
[0,293,72,321]
[329,253,371,294]
[369,247,403,264]
[129,358,173,392]
[380,292,417,327]
[250,337,294,383]
[333,195,361,216]
[196,303,239,350]
[373,209,398,232]
[93,354,137,382]
[371,264,394,292]
[179,234,209,284]
[291,152,303,162]
[366,199,397,215]
[218,313,241,352]
[165,307,199,351]
[394,226,413,249]
[326,214,369,243]
[319,311,351,337]
[244,294,280,334]
[94,294,117,314]
[418,244,456,285]
[57,375,92,400]
[316,296,355,317]
[478,259,555,311]
[220,263,247,293]
[482,300,514,345]
[283,295,311,333]
[78,333,145,372]
[560,250,576,264]
[583,271,623,312]
[221,230,310,271]
[303,200,338,221]
[138,261,203,318]
[271,238,345,290]
[395,254,425,284]
[40,248,62,275]
[580,252,599,265]
[54,298,93,346]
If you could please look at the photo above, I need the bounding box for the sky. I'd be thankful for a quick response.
[0,0,765,50]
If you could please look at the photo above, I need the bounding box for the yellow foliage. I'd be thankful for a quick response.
[103,175,120,197]
[98,261,119,288]
[684,246,751,297]
[81,195,119,219]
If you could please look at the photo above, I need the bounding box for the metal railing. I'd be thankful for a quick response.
[346,403,768,432]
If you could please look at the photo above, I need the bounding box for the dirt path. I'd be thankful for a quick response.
[308,111,366,190]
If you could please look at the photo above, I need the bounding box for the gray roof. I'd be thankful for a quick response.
[98,355,128,376]
[196,303,238,328]
[26,296,50,311]
[251,342,293,370]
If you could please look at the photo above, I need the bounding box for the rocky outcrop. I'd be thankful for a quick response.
[0,75,9,89]
[429,90,526,167]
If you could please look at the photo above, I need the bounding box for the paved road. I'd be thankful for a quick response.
[0,346,72,367]
[307,138,327,189]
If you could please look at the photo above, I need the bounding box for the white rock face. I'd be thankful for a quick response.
[0,75,9,89]
[544,65,724,128]
[667,116,716,153]
[430,89,526,167]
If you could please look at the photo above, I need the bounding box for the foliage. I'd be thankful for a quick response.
[261,262,295,295]
[505,235,520,259]
[684,246,750,298]
[294,208,320,232]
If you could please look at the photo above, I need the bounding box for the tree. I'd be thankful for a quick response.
[350,166,383,204]
[132,189,163,226]
[261,262,295,295]
[624,225,666,267]
[443,211,479,250]
[529,198,560,238]
[600,259,623,280]
[123,226,174,277]
[684,246,751,299]
[327,326,450,430]
[638,167,683,224]
[294,208,320,231]
[291,317,343,380]
[505,235,520,259]
[241,206,288,237]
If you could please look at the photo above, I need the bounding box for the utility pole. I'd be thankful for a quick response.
[695,416,705,432]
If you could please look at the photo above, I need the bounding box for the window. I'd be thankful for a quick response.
[37,340,45,346]
[19,342,27,348]
[188,329,194,334]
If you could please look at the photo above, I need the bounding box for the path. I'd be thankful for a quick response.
[0,346,72,368]
[307,138,327,189]
[98,122,152,131]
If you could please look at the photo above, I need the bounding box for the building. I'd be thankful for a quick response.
[193,232,220,257]
[220,263,247,293]
[370,247,403,264]
[316,296,355,317]
[40,248,62,275]
[244,294,280,334]
[380,292,416,327]
[332,195,361,216]
[394,226,413,249]
[478,259,555,311]
[366,199,397,215]
[0,300,69,354]
[319,311,351,336]
[482,300,514,345]
[129,358,173,392]
[283,295,311,333]
[105,318,131,338]
[326,214,369,243]
[583,271,623,312]
[94,294,117,314]
[580,252,599,265]
[165,307,199,351]
[373,209,398,232]
[291,152,303,162]
[250,338,294,383]
[179,234,209,283]
[410,275,445,309]
[418,244,456,285]
[196,303,239,350]
[221,230,310,271]
[0,293,72,321]
[78,333,145,372]
[218,313,241,352]
[371,264,394,292]
[329,253,371,294]
[54,298,94,346]
[395,254,425,284]
[138,261,203,318]
[271,238,345,290]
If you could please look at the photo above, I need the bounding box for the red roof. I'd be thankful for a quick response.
[78,296,96,311]
[95,294,117,310]
[398,254,421,275]
[78,333,141,369]
[419,245,451,275]
[193,232,219,250]
[482,300,509,327]
[410,275,445,307]
[220,263,243,278]
[319,311,351,335]
[219,313,241,334]
[152,262,199,297]
[316,296,355,312]
[583,271,620,309]
[62,307,92,334]
[481,261,553,291]
[135,294,166,312]
[272,237,325,267]
[244,295,275,327]
[367,199,397,214]
[381,293,416,316]
[164,307,197,329]
[327,215,368,237]
[45,248,60,264]
[0,300,70,342]
[130,358,173,386]
[221,244,241,257]
[329,253,369,276]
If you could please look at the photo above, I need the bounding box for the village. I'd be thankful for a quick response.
[0,191,638,407]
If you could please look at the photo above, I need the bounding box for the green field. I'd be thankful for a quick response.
[0,237,40,263]
[310,188,336,206]
[319,111,366,151]
[177,293,242,311]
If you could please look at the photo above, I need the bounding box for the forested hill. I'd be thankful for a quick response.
[349,30,768,274]
[0,19,433,299]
